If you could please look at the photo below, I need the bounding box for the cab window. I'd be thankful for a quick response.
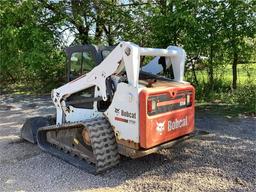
[70,51,96,80]
[82,52,95,73]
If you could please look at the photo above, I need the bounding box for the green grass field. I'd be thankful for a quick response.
[186,63,256,85]
[185,63,256,116]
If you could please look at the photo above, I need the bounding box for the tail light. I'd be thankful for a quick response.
[186,94,192,106]
[147,99,157,113]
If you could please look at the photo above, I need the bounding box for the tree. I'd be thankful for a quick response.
[195,0,226,87]
[0,0,64,90]
[1,0,255,95]
[220,0,256,89]
[40,0,133,45]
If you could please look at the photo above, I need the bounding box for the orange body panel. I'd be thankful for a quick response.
[139,85,195,149]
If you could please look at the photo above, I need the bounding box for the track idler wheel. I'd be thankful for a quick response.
[82,128,91,145]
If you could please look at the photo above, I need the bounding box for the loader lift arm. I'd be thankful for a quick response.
[52,42,186,125]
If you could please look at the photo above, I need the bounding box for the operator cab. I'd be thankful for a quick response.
[65,45,115,82]
[64,45,115,110]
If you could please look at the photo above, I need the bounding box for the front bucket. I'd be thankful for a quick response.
[21,116,55,144]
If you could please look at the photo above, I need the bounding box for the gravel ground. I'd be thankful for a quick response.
[0,94,255,192]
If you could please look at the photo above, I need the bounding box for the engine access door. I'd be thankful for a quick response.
[139,83,195,149]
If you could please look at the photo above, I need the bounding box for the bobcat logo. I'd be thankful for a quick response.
[115,108,120,115]
[156,121,165,135]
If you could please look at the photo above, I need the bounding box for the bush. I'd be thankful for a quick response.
[232,84,256,113]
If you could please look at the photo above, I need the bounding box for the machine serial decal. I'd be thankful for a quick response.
[168,116,188,131]
[114,117,136,124]
[156,121,165,135]
[128,119,136,124]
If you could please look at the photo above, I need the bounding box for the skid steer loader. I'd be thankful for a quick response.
[21,41,202,174]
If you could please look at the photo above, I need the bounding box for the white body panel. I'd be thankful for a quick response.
[65,106,103,122]
[104,83,140,142]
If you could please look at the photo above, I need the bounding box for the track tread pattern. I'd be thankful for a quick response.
[37,117,120,174]
[85,117,120,172]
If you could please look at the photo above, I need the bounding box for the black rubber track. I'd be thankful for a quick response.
[37,117,120,174]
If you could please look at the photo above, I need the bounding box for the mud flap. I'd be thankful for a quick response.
[21,116,55,144]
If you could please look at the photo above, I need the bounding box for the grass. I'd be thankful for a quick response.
[196,103,254,117]
[188,63,256,86]
[185,63,256,116]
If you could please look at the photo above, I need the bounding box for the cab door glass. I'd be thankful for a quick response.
[82,52,96,73]
[68,51,97,109]
[70,51,96,80]
[70,52,82,79]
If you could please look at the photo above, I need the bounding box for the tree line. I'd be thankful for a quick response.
[1,0,255,92]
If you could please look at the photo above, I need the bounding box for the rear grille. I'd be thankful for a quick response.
[147,91,192,116]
